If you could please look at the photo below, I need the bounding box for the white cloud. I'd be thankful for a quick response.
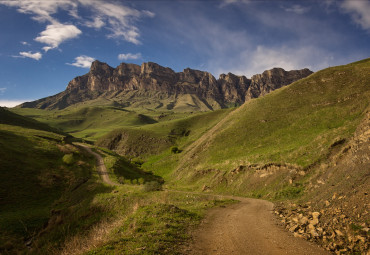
[0,88,6,94]
[216,45,338,78]
[284,5,310,15]
[18,51,42,60]
[78,1,145,44]
[84,16,105,29]
[118,53,142,61]
[341,0,370,32]
[0,0,153,47]
[0,100,29,107]
[35,23,82,51]
[67,55,95,68]
[0,0,77,23]
[220,0,250,7]
[20,41,30,46]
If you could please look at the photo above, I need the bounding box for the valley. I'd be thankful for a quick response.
[1,58,369,254]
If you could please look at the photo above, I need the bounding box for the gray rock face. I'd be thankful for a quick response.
[21,60,313,110]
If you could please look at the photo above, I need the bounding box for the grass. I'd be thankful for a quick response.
[2,58,370,254]
[0,108,237,254]
[84,190,236,255]
[0,122,95,253]
[11,106,158,141]
[98,147,163,184]
[127,58,370,200]
[96,108,233,159]
[168,58,370,172]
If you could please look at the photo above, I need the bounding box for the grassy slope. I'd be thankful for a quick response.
[4,59,369,254]
[143,58,370,193]
[11,106,158,141]
[0,109,233,254]
[96,108,233,159]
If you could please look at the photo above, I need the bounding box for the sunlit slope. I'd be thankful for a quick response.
[175,58,370,173]
[96,108,233,158]
[12,106,158,141]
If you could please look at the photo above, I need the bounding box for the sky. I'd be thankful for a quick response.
[0,0,369,107]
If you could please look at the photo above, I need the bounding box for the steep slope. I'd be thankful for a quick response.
[275,108,369,253]
[20,60,312,111]
[137,57,369,254]
[173,58,369,176]
[0,109,97,253]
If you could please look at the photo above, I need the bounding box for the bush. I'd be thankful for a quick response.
[118,176,125,184]
[138,177,145,185]
[142,181,162,192]
[274,185,304,200]
[131,157,144,167]
[170,146,181,154]
[62,153,74,165]
[132,179,138,185]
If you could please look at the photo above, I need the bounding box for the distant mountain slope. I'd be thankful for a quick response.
[20,61,312,111]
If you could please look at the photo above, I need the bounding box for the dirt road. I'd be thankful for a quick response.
[76,144,116,186]
[186,196,329,255]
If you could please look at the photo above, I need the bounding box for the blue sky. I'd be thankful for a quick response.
[0,0,369,107]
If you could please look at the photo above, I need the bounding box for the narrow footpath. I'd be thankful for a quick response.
[77,143,329,254]
[76,144,117,186]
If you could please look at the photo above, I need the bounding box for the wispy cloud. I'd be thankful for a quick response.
[283,5,310,15]
[220,0,250,8]
[15,51,42,60]
[35,23,82,51]
[78,1,154,44]
[0,0,77,23]
[118,53,142,61]
[340,0,370,32]
[67,55,95,68]
[0,100,30,108]
[0,87,6,94]
[84,16,105,29]
[0,0,155,50]
[20,41,30,46]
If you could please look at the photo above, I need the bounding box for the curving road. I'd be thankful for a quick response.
[185,196,329,255]
[76,144,117,186]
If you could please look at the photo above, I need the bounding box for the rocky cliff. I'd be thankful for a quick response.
[21,60,313,111]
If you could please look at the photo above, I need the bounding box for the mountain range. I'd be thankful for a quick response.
[20,60,313,111]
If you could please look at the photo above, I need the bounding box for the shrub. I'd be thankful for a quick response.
[132,179,138,185]
[131,157,144,167]
[274,185,304,200]
[118,176,125,184]
[62,153,74,165]
[170,146,181,154]
[138,177,145,185]
[142,181,162,192]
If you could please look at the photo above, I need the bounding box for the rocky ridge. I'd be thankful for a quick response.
[21,60,313,110]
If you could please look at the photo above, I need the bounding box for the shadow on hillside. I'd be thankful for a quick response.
[112,157,164,185]
[0,129,115,254]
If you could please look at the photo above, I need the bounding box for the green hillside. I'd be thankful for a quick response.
[96,108,233,158]
[3,58,369,254]
[0,108,232,254]
[11,106,158,141]
[142,58,370,192]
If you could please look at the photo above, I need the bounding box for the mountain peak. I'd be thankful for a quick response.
[21,60,313,110]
